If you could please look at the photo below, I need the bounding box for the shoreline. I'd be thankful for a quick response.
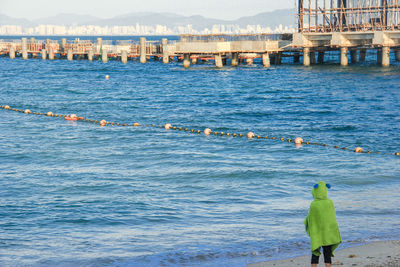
[247,240,400,267]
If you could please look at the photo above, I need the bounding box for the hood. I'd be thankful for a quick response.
[312,181,329,200]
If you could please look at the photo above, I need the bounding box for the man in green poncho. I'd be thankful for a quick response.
[305,181,341,267]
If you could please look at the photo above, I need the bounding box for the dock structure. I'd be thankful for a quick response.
[294,0,400,66]
[1,1,400,68]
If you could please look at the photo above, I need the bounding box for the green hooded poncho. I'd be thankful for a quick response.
[304,181,341,256]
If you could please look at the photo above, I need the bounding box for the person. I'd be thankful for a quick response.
[305,181,341,267]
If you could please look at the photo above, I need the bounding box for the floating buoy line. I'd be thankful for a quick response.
[1,105,399,157]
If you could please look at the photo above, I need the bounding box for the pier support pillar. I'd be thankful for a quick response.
[97,38,102,54]
[192,57,198,64]
[381,46,390,67]
[231,53,239,66]
[215,54,223,68]
[350,50,358,64]
[303,47,310,66]
[317,51,325,64]
[140,37,147,64]
[359,49,367,61]
[102,48,108,63]
[275,52,282,65]
[60,38,66,53]
[340,47,348,66]
[121,50,128,64]
[161,38,169,64]
[49,48,54,60]
[41,49,47,60]
[395,49,400,62]
[262,53,270,67]
[9,46,15,59]
[183,54,190,68]
[21,38,28,60]
[88,50,93,62]
[246,57,253,65]
[67,49,73,61]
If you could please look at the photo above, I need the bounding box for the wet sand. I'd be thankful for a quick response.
[248,240,400,267]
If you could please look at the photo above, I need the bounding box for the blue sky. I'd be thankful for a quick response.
[1,0,293,20]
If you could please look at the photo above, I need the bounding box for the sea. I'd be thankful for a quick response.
[1,36,400,267]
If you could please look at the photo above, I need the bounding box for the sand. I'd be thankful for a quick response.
[247,240,400,267]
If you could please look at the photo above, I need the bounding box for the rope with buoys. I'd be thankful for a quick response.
[1,105,399,157]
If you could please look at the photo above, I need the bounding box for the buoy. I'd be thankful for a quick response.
[247,132,255,139]
[105,75,109,80]
[47,112,53,116]
[4,105,10,109]
[164,123,172,130]
[204,128,212,135]
[65,114,83,121]
[295,137,303,144]
[355,147,363,153]
[133,122,140,126]
[24,109,31,114]
[100,119,106,126]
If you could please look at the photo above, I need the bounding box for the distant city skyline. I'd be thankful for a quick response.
[1,0,293,20]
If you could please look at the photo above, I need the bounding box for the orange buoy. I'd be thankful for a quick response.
[295,137,303,144]
[204,128,212,135]
[247,132,255,139]
[355,147,363,153]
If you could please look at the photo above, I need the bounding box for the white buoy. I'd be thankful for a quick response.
[47,112,53,116]
[24,109,31,114]
[204,128,212,135]
[105,75,109,80]
[355,147,363,153]
[247,132,255,139]
[100,119,106,126]
[295,137,304,144]
[164,123,172,130]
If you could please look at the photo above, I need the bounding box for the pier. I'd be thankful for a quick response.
[1,1,400,67]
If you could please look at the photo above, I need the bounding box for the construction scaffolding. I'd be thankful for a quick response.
[296,0,400,32]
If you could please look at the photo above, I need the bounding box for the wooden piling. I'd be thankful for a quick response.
[318,51,325,64]
[140,37,146,63]
[41,49,47,60]
[381,46,390,67]
[21,38,28,60]
[183,54,190,68]
[88,50,93,62]
[162,38,169,64]
[359,49,367,61]
[67,49,73,61]
[340,47,348,66]
[262,53,270,67]
[121,50,128,64]
[395,49,400,62]
[215,54,223,68]
[350,50,358,63]
[303,47,310,66]
[102,48,108,63]
[231,53,239,66]
[49,48,54,60]
[9,46,15,59]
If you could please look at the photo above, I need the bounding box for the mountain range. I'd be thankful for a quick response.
[0,9,294,30]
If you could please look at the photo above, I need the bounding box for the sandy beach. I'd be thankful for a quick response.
[248,240,400,267]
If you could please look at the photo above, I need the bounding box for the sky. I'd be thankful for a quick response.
[1,0,293,20]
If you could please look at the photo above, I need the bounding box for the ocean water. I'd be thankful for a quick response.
[0,54,400,267]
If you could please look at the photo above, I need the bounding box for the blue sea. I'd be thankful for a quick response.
[1,45,400,267]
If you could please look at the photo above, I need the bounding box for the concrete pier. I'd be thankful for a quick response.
[231,53,239,66]
[41,49,47,60]
[262,53,270,67]
[102,48,108,63]
[350,50,358,64]
[87,50,93,62]
[121,50,128,63]
[162,38,169,64]
[183,54,190,68]
[303,47,310,66]
[21,38,28,60]
[67,49,73,61]
[340,47,348,66]
[215,54,223,68]
[49,48,54,60]
[359,49,367,61]
[9,46,15,59]
[396,49,400,62]
[317,51,325,64]
[381,46,390,67]
[140,37,146,63]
